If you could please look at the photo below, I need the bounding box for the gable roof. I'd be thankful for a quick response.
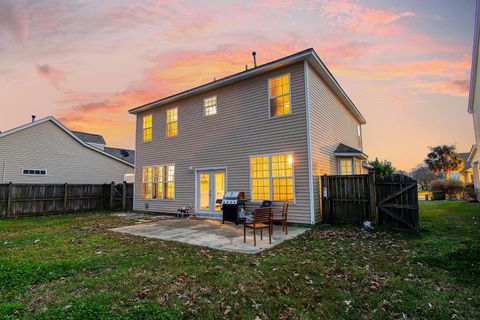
[104,147,135,165]
[72,131,106,145]
[468,0,480,114]
[0,116,134,167]
[458,152,472,172]
[128,48,366,124]
[334,143,368,159]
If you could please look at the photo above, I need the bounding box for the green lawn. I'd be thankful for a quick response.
[1,202,479,319]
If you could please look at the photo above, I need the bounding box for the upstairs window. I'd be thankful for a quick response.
[357,124,362,147]
[167,108,178,137]
[143,114,152,142]
[269,74,291,117]
[142,165,174,199]
[339,158,353,175]
[204,96,217,116]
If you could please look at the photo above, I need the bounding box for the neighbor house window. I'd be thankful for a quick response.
[357,124,362,147]
[339,158,353,175]
[269,74,291,117]
[142,165,174,199]
[250,153,294,202]
[22,169,47,176]
[166,108,178,137]
[204,96,217,116]
[143,114,152,142]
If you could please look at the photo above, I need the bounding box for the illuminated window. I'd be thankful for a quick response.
[204,96,217,116]
[340,159,353,175]
[166,108,178,137]
[142,167,154,199]
[355,159,362,174]
[250,153,294,202]
[165,165,175,199]
[271,154,294,201]
[143,114,152,142]
[269,74,291,117]
[142,165,174,199]
[357,124,362,147]
[250,156,271,201]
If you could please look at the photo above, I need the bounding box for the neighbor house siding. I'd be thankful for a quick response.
[0,121,133,184]
[134,62,312,224]
[306,62,363,223]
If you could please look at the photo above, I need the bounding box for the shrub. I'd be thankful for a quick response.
[445,180,464,199]
[463,183,478,202]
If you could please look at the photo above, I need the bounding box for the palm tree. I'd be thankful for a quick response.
[424,145,463,180]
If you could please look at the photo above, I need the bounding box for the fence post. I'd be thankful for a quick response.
[109,182,115,210]
[122,181,127,211]
[63,183,68,213]
[321,174,328,224]
[5,182,12,218]
[368,171,377,224]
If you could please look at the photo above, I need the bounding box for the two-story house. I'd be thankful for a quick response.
[468,0,480,198]
[129,48,368,225]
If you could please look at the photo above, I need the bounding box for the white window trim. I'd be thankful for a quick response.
[203,95,218,117]
[142,164,175,200]
[267,73,292,119]
[21,168,47,176]
[249,152,296,204]
[166,107,178,138]
[142,114,153,143]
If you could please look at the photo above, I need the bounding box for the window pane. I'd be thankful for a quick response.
[250,156,270,201]
[165,165,175,199]
[340,159,353,175]
[167,108,178,137]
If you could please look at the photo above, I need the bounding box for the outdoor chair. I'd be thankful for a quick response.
[243,207,272,246]
[271,202,289,235]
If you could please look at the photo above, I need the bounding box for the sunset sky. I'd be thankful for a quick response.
[0,0,476,170]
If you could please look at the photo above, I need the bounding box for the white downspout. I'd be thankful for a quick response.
[2,161,5,184]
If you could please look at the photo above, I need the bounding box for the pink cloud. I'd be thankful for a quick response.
[0,0,29,43]
[36,64,66,88]
[414,79,470,96]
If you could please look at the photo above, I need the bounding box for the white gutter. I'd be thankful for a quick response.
[304,61,316,225]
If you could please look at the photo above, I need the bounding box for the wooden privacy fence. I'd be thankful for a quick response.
[0,182,133,218]
[321,173,419,231]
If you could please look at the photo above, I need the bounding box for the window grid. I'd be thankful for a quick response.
[271,154,294,202]
[142,165,174,199]
[204,96,217,116]
[251,156,271,201]
[167,108,178,137]
[143,114,152,142]
[269,74,291,117]
[22,169,47,176]
[250,153,294,202]
[165,165,175,199]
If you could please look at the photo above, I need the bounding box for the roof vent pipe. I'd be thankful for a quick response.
[252,51,257,68]
[31,115,36,123]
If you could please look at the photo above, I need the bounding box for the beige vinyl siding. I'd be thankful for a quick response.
[306,62,364,223]
[0,121,133,184]
[134,62,312,224]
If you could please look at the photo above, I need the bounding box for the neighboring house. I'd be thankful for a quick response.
[0,116,134,184]
[449,153,474,184]
[129,48,368,225]
[468,0,480,196]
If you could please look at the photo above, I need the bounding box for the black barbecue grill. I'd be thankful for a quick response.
[216,191,246,225]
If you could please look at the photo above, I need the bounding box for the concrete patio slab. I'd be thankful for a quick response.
[110,218,309,253]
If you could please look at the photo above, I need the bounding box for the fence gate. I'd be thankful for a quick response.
[321,173,419,231]
[376,174,419,231]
